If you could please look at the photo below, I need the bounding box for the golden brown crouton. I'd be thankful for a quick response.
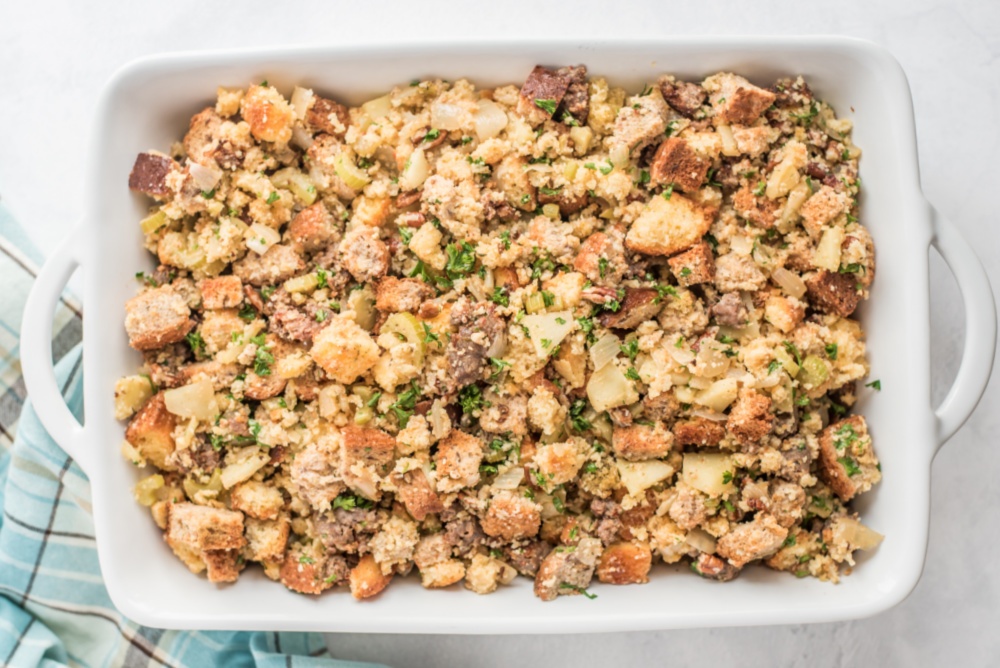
[817,415,881,502]
[350,554,393,600]
[287,202,337,252]
[183,107,222,166]
[124,285,195,351]
[433,430,484,493]
[806,270,861,318]
[232,245,306,287]
[166,502,245,552]
[649,138,711,192]
[573,229,627,284]
[727,388,773,445]
[673,417,726,447]
[764,293,806,333]
[200,276,244,310]
[625,193,713,257]
[125,393,178,470]
[611,93,670,152]
[241,84,293,144]
[340,225,389,283]
[600,288,663,329]
[465,553,517,595]
[799,186,846,238]
[841,229,876,289]
[597,542,652,585]
[419,560,467,589]
[612,423,675,461]
[668,484,708,530]
[533,440,586,487]
[244,516,290,562]
[717,513,787,568]
[704,72,776,126]
[309,314,381,384]
[243,370,287,401]
[340,426,396,501]
[482,490,542,540]
[668,241,716,287]
[203,549,242,583]
[733,184,781,228]
[375,277,433,314]
[306,95,350,138]
[393,468,444,521]
[279,546,331,595]
[230,480,285,520]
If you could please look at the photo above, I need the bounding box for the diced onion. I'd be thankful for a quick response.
[682,452,735,497]
[290,86,314,120]
[688,376,712,390]
[188,161,221,192]
[361,94,392,121]
[587,363,638,413]
[589,332,621,370]
[694,378,739,412]
[522,311,574,358]
[399,148,429,191]
[473,99,508,141]
[246,223,280,255]
[163,380,217,421]
[814,226,845,271]
[691,408,728,422]
[609,143,629,168]
[492,466,524,490]
[685,528,718,553]
[730,234,754,255]
[669,344,695,366]
[617,460,675,497]
[696,342,730,378]
[291,126,315,151]
[221,450,269,489]
[771,267,807,299]
[431,102,467,131]
[717,125,739,157]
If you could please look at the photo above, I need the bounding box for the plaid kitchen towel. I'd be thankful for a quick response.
[0,203,383,668]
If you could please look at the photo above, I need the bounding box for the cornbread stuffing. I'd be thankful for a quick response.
[119,65,883,601]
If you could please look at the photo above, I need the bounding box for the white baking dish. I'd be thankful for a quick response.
[21,37,997,633]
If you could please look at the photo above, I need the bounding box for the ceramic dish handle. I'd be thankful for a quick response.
[930,207,997,451]
[21,225,92,474]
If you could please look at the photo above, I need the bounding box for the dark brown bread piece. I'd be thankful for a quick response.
[129,152,177,199]
[806,270,861,317]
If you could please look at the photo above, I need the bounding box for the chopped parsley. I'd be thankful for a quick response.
[680,267,692,277]
[489,286,510,307]
[389,383,421,427]
[825,343,839,360]
[332,493,375,512]
[499,230,512,249]
[767,359,782,375]
[534,98,558,115]
[838,456,861,477]
[539,186,562,196]
[253,338,274,377]
[265,191,280,205]
[399,227,414,245]
[662,183,675,200]
[421,323,440,345]
[866,379,881,391]
[638,170,650,185]
[722,471,733,484]
[423,128,441,142]
[558,583,597,599]
[625,367,641,381]
[458,384,485,414]
[489,357,511,379]
[569,399,591,432]
[598,161,614,175]
[185,331,206,358]
[238,303,257,322]
[754,180,766,196]
[782,341,803,366]
[620,339,639,362]
[444,241,477,280]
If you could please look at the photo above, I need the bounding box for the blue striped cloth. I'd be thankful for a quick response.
[0,204,383,668]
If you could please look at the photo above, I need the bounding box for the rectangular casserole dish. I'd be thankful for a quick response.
[21,36,996,633]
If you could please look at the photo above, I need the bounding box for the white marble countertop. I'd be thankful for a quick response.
[3,0,998,665]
